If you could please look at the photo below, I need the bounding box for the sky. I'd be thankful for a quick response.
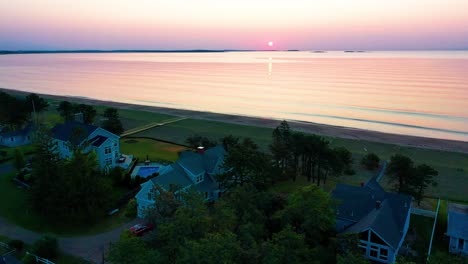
[1,0,468,50]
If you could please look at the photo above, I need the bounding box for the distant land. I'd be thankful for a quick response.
[0,49,289,55]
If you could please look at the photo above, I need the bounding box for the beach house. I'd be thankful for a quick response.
[51,121,121,170]
[135,145,226,218]
[447,203,468,256]
[0,124,34,147]
[332,179,412,263]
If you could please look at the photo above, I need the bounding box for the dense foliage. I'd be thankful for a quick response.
[0,92,48,129]
[56,100,97,124]
[361,153,380,170]
[30,129,112,223]
[102,107,124,135]
[387,154,438,204]
[109,185,336,264]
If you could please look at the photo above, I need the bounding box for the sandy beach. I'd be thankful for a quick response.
[2,87,468,154]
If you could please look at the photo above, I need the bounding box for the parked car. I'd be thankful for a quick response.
[129,223,154,236]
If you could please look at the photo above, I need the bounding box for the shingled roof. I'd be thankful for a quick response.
[333,180,412,249]
[51,121,98,144]
[447,203,468,239]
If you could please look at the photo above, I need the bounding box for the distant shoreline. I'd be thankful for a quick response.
[1,87,467,154]
[0,49,289,55]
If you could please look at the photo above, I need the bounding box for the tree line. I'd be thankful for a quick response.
[0,92,48,129]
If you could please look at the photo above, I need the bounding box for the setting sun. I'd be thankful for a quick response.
[268,41,273,47]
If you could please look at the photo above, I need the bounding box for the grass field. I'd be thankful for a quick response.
[0,167,133,236]
[0,144,37,163]
[129,117,468,201]
[120,138,187,162]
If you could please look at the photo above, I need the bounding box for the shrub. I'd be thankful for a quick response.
[125,199,138,218]
[8,239,24,251]
[361,153,380,170]
[32,235,58,259]
[344,168,356,175]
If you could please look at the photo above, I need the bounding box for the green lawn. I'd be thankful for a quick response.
[0,167,133,236]
[120,138,187,162]
[0,144,37,163]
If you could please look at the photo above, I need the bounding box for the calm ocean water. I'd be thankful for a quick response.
[0,51,467,141]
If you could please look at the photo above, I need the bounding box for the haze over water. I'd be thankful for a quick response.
[0,51,467,141]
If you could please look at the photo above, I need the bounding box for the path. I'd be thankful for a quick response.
[121,117,188,137]
[0,216,142,263]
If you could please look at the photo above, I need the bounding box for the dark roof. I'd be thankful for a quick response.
[51,121,98,144]
[333,181,412,249]
[151,163,193,191]
[89,135,108,147]
[447,203,468,239]
[0,124,34,137]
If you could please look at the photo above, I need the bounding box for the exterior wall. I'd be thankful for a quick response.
[358,230,394,263]
[0,135,32,147]
[449,236,468,255]
[135,181,156,218]
[55,139,73,159]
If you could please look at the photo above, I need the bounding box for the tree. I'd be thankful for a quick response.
[25,93,49,113]
[219,138,272,188]
[57,101,75,121]
[185,135,217,149]
[270,121,292,176]
[32,235,58,259]
[412,164,438,205]
[102,107,124,135]
[0,91,29,128]
[75,104,97,124]
[14,148,26,171]
[276,185,335,246]
[387,154,414,193]
[361,153,380,170]
[261,225,316,264]
[178,232,241,264]
[107,234,160,264]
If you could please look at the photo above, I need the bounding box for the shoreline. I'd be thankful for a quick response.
[2,87,468,154]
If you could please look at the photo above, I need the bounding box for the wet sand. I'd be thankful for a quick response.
[2,87,468,154]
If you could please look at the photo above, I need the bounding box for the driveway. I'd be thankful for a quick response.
[0,216,142,263]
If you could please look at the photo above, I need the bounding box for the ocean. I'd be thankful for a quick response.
[0,51,467,141]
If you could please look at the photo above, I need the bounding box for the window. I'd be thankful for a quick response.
[105,146,112,154]
[204,192,208,199]
[380,248,388,257]
[370,249,378,258]
[460,239,465,250]
[105,158,112,165]
[10,137,14,142]
[196,175,204,183]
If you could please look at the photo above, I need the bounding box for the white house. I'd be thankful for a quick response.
[51,121,120,170]
[333,179,412,263]
[135,145,225,218]
[447,203,468,256]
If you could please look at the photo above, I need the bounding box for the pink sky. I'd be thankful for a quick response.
[1,0,468,50]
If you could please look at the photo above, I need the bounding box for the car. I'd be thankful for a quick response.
[129,223,154,236]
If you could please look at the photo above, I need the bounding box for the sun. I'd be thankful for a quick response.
[268,41,274,47]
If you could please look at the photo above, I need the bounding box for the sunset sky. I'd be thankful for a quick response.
[1,0,468,50]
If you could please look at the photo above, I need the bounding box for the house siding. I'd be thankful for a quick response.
[0,134,32,147]
[449,237,468,255]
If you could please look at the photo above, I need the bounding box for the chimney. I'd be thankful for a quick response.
[376,200,382,209]
[197,146,205,154]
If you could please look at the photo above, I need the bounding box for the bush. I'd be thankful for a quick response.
[109,167,126,186]
[344,168,356,175]
[8,239,24,251]
[361,153,380,170]
[125,199,138,218]
[32,235,58,259]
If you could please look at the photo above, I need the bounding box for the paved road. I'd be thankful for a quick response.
[0,216,142,263]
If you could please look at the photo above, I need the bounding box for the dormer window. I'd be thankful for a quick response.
[196,175,204,183]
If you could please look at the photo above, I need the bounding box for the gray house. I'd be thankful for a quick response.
[135,145,225,218]
[332,179,412,263]
[51,121,121,170]
[0,124,34,147]
[447,203,468,255]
